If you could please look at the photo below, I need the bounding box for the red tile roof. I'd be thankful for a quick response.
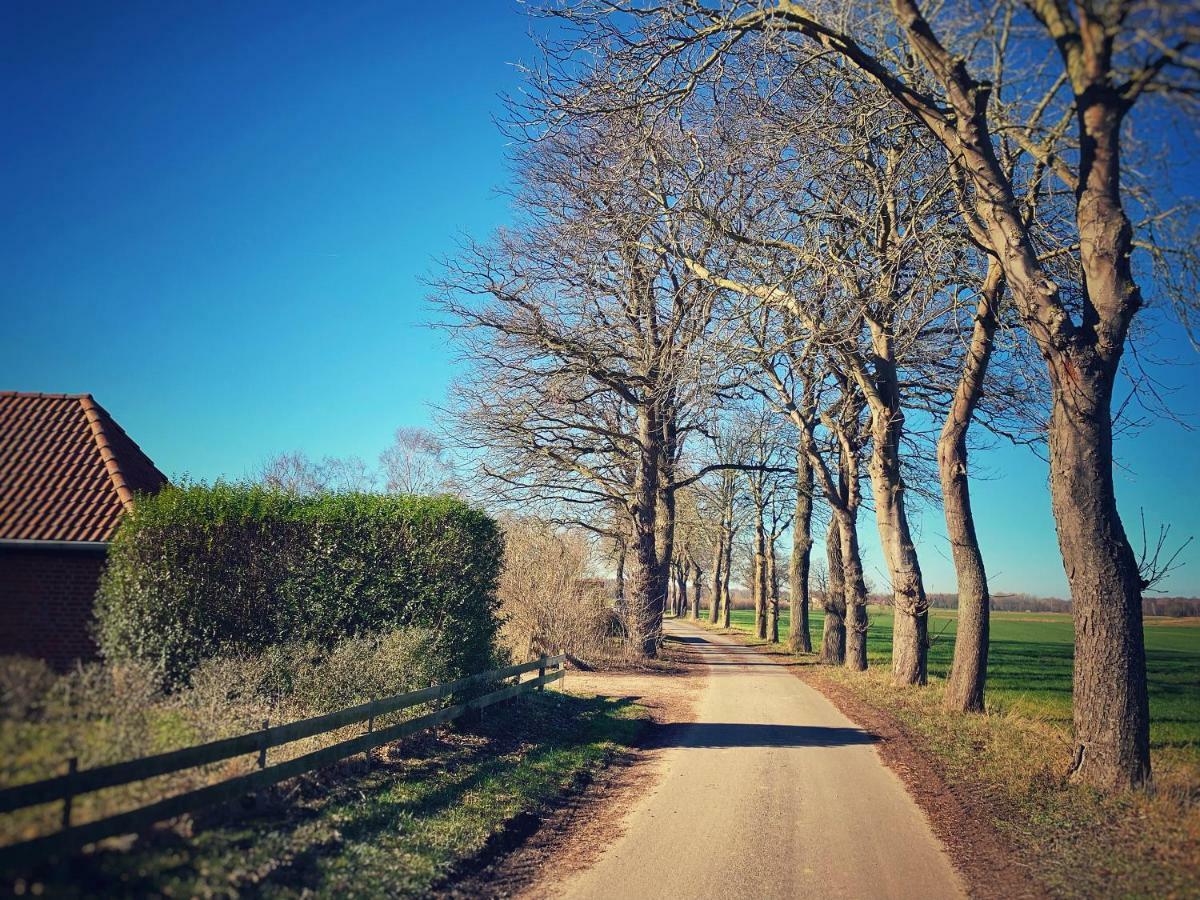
[0,392,168,542]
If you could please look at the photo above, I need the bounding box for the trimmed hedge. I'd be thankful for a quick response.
[95,483,504,688]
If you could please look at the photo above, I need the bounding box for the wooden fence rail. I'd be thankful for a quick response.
[0,654,566,870]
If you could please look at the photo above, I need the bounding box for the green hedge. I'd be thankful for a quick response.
[95,484,504,688]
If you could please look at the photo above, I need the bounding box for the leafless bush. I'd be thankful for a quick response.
[44,660,161,768]
[0,657,57,720]
[497,517,618,664]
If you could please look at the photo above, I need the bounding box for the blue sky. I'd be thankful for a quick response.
[2,1,1198,596]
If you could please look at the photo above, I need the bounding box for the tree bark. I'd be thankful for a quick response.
[767,537,780,643]
[821,517,847,666]
[941,264,1001,713]
[628,404,663,657]
[753,502,768,639]
[1050,355,1150,787]
[720,528,729,628]
[857,326,927,686]
[1057,87,1149,788]
[721,511,734,629]
[690,559,702,619]
[838,507,869,673]
[615,537,626,604]
[709,530,724,623]
[789,438,814,653]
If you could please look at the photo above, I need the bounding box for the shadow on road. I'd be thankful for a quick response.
[646,721,878,749]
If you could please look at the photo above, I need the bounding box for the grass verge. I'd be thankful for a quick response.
[6,689,644,899]
[706,612,1200,899]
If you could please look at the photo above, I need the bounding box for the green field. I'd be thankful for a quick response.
[725,606,1200,757]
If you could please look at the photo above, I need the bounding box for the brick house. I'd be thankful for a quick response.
[0,392,168,668]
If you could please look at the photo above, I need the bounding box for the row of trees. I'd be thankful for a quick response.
[436,0,1198,791]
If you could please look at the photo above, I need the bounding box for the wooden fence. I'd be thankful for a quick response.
[0,654,566,869]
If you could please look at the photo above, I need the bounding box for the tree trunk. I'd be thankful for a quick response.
[628,405,662,657]
[767,537,780,643]
[753,505,768,639]
[708,529,723,623]
[1057,92,1149,789]
[789,439,814,653]
[1050,359,1150,788]
[627,516,660,657]
[941,264,1001,713]
[690,559,702,619]
[860,333,927,686]
[821,518,846,666]
[615,538,626,604]
[838,507,869,672]
[721,515,734,629]
[676,562,688,619]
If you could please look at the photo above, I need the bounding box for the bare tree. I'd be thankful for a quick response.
[259,450,328,494]
[379,426,454,495]
[433,113,723,657]
[538,0,1200,789]
[259,451,377,493]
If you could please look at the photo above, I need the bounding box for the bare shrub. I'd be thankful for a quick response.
[289,628,441,714]
[44,661,161,768]
[0,657,56,720]
[498,517,616,664]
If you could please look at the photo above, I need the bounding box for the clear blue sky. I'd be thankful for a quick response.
[3,2,1198,596]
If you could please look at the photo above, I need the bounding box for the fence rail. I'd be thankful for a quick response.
[0,654,565,869]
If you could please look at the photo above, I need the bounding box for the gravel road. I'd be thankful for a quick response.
[555,620,965,900]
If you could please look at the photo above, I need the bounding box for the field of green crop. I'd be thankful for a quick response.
[725,606,1200,758]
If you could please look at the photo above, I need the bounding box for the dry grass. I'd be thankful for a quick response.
[0,628,442,845]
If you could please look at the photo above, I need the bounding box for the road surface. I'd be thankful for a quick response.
[556,620,965,900]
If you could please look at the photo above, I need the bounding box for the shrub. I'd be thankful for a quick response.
[95,483,503,687]
[44,660,161,766]
[0,656,57,720]
[497,517,615,663]
[182,626,441,740]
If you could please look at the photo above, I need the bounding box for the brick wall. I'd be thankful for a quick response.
[0,547,106,669]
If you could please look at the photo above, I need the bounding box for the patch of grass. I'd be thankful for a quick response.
[728,606,1200,764]
[716,609,1200,898]
[8,689,644,899]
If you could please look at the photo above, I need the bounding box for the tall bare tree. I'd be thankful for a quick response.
[537,0,1200,789]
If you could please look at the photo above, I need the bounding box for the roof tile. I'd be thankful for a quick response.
[0,392,168,542]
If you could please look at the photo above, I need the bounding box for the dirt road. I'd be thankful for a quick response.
[553,620,965,900]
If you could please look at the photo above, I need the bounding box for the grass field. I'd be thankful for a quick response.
[726,606,1200,760]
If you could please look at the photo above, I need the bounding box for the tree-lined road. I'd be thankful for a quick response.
[557,622,964,900]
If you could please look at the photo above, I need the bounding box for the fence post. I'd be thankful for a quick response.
[61,756,78,830]
[538,656,546,692]
[258,719,269,769]
[365,700,376,769]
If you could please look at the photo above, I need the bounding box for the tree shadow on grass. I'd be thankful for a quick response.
[17,692,640,899]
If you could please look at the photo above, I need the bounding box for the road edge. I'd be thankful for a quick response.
[696,621,1049,900]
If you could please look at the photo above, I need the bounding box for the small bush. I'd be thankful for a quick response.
[43,660,161,766]
[289,628,443,713]
[95,483,503,687]
[497,517,615,663]
[0,657,57,720]
[181,626,441,740]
